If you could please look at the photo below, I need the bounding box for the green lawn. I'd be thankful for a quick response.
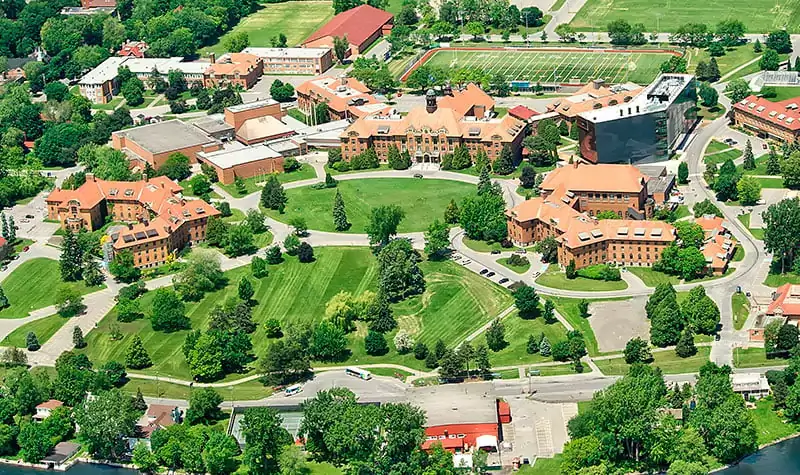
[91,97,124,111]
[738,213,765,240]
[595,346,711,376]
[570,0,800,32]
[497,257,531,274]
[201,2,334,55]
[519,455,563,475]
[732,292,750,330]
[366,367,413,381]
[706,139,733,154]
[733,346,786,368]
[536,264,628,291]
[673,205,691,220]
[178,179,222,199]
[421,49,671,84]
[751,398,800,446]
[82,247,512,379]
[217,164,318,198]
[121,377,273,401]
[689,45,760,77]
[548,297,629,357]
[528,364,577,376]
[626,267,680,287]
[12,238,35,254]
[756,177,787,189]
[472,311,568,367]
[737,156,773,177]
[733,245,745,262]
[763,86,800,103]
[764,271,800,287]
[264,178,474,233]
[0,258,105,319]
[704,148,743,166]
[697,104,727,121]
[323,164,392,176]
[310,462,344,475]
[1,314,68,347]
[462,237,509,253]
[221,208,246,224]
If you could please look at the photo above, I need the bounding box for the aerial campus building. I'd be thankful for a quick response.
[576,74,698,164]
[45,174,219,269]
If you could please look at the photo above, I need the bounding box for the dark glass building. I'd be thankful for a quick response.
[576,74,697,164]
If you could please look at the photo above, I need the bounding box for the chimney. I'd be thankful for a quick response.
[573,160,579,169]
[340,73,347,87]
[142,172,147,182]
[209,52,216,64]
[425,89,437,114]
[127,223,133,230]
[86,172,95,182]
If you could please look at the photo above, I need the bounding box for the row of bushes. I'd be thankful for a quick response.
[575,263,621,282]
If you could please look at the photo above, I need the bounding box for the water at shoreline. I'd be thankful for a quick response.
[0,463,138,474]
[719,436,800,474]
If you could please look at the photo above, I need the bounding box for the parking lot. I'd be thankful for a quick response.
[451,251,517,288]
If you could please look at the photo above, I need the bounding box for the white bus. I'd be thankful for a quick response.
[345,367,372,380]
[284,384,303,396]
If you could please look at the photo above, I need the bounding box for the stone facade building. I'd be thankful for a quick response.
[732,95,800,142]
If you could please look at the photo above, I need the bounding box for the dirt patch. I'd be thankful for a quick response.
[587,297,650,353]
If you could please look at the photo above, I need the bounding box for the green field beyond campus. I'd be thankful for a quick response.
[265,178,475,233]
[570,0,800,33]
[81,247,513,379]
[421,49,674,84]
[201,1,334,55]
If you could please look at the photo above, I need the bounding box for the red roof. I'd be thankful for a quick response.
[304,5,393,48]
[508,105,539,120]
[37,399,64,410]
[118,41,149,58]
[767,283,800,318]
[423,423,499,450]
[733,95,800,131]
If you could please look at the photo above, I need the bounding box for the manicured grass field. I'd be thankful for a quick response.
[201,2,334,55]
[217,164,318,198]
[595,346,711,375]
[121,377,273,401]
[704,148,742,166]
[751,399,800,446]
[706,139,732,154]
[570,0,800,33]
[756,177,787,189]
[463,237,508,253]
[737,156,773,177]
[497,257,531,274]
[1,314,68,347]
[764,271,800,287]
[733,245,745,262]
[732,292,750,330]
[0,258,105,319]
[688,46,760,78]
[82,247,512,379]
[733,346,785,368]
[626,267,680,287]
[536,264,628,291]
[221,208,246,224]
[764,86,800,103]
[738,213,765,240]
[673,205,691,220]
[324,164,392,176]
[421,49,672,84]
[528,364,577,376]
[519,455,563,475]
[472,311,569,367]
[178,179,222,200]
[366,367,414,380]
[264,178,475,233]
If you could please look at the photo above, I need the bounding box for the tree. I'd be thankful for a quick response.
[284,235,301,256]
[675,221,705,249]
[126,335,152,369]
[444,199,460,224]
[393,330,414,354]
[365,330,389,356]
[714,158,741,202]
[205,216,229,248]
[539,335,551,356]
[333,35,349,63]
[724,78,751,103]
[698,82,718,107]
[72,326,86,349]
[737,175,762,206]
[520,164,536,188]
[310,321,348,361]
[377,239,425,302]
[766,30,793,54]
[132,442,159,474]
[762,197,800,272]
[18,422,52,463]
[270,79,295,102]
[109,250,140,283]
[466,21,485,40]
[75,389,139,460]
[682,286,721,335]
[424,219,450,258]
[55,285,83,317]
[555,23,577,42]
[260,175,287,213]
[742,140,756,170]
[760,47,780,71]
[266,246,283,265]
[767,147,782,175]
[204,432,241,475]
[121,78,145,106]
[660,56,688,73]
[677,162,689,184]
[59,230,83,282]
[459,192,507,242]
[158,153,191,181]
[259,335,310,386]
[26,332,39,351]
[515,285,540,319]
[297,242,315,263]
[225,31,250,52]
[715,19,746,47]
[777,324,800,352]
[83,258,104,287]
[332,190,350,231]
[365,204,405,248]
[187,388,223,425]
[784,151,800,188]
[150,289,189,332]
[675,328,697,357]
[566,259,577,279]
[173,249,227,301]
[650,296,683,347]
[485,319,507,351]
[624,337,652,364]
[578,299,590,318]
[492,145,515,175]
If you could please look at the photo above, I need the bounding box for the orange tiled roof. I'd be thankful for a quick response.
[296,76,380,115]
[767,283,800,317]
[695,215,727,240]
[438,84,495,118]
[733,95,800,131]
[540,163,647,194]
[207,53,261,76]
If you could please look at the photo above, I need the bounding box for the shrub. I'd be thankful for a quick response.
[576,264,621,281]
[507,254,529,267]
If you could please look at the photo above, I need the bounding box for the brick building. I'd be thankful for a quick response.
[732,95,800,142]
[117,41,149,58]
[302,5,393,59]
[296,75,389,122]
[695,215,737,275]
[197,146,286,185]
[539,162,653,219]
[46,175,219,269]
[506,197,675,269]
[242,47,333,75]
[340,85,525,165]
[205,53,264,90]
[112,119,222,169]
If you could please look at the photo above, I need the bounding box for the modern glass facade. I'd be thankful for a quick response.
[578,75,697,164]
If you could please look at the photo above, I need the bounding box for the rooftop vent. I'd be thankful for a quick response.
[590,229,603,238]
[124,189,134,197]
[145,229,158,238]
[578,232,591,241]
[122,234,134,243]
[617,227,628,235]
[634,228,646,236]
[109,188,118,196]
[195,207,205,214]
[651,228,663,237]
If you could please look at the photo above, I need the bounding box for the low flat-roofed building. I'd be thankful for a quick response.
[112,119,222,169]
[198,145,285,185]
[225,99,284,132]
[292,119,351,148]
[548,79,643,124]
[731,373,770,400]
[190,114,235,141]
[242,47,333,75]
[236,115,296,145]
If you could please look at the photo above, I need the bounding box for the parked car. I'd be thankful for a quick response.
[413,173,423,178]
[499,278,509,284]
[24,214,34,219]
[490,250,501,255]
[479,269,488,275]
[486,271,495,277]
[514,249,527,254]
[22,246,29,252]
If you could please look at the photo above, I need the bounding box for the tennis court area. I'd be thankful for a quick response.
[420,48,675,85]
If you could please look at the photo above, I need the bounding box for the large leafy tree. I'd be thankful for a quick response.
[763,197,800,273]
[424,219,450,258]
[377,238,425,302]
[187,388,223,425]
[241,407,293,474]
[365,205,405,248]
[150,289,189,332]
[75,389,139,460]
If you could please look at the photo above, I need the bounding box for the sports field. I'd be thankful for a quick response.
[421,49,673,85]
[570,0,800,33]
